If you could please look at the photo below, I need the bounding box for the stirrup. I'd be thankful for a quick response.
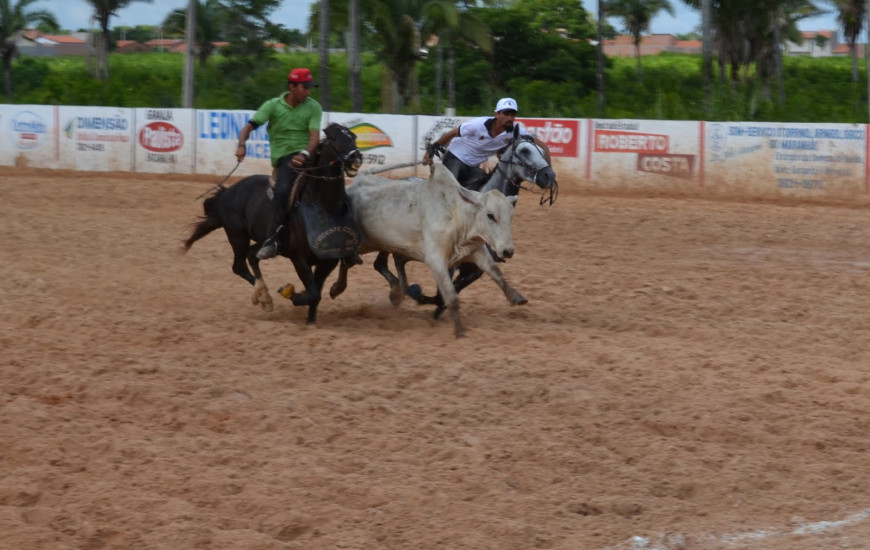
[256,241,278,260]
[257,225,284,260]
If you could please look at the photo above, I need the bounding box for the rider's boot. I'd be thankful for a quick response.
[257,224,285,260]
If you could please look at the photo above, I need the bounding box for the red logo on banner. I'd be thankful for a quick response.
[519,118,579,157]
[595,130,669,153]
[139,121,183,152]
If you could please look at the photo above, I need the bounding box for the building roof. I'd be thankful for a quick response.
[44,34,86,44]
[144,38,184,47]
[801,30,835,39]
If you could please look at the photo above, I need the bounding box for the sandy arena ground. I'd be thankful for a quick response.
[2,166,870,550]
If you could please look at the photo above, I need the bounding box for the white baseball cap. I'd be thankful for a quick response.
[495,97,518,113]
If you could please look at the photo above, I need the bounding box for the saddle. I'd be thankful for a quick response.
[295,201,360,260]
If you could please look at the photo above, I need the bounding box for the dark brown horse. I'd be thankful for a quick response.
[183,123,363,324]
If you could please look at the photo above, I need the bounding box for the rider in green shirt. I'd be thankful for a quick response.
[236,68,323,259]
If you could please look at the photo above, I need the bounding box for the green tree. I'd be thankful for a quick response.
[515,0,597,39]
[602,0,675,81]
[0,0,57,99]
[444,5,596,114]
[111,24,159,43]
[162,0,227,67]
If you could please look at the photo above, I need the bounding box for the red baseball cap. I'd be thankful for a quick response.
[288,68,317,87]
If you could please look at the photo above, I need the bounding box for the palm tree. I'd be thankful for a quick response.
[701,0,712,114]
[602,0,674,81]
[85,0,153,80]
[162,0,227,68]
[420,1,490,114]
[597,0,605,115]
[364,0,424,112]
[348,0,362,111]
[319,0,330,110]
[0,0,57,100]
[831,0,865,82]
[684,0,819,91]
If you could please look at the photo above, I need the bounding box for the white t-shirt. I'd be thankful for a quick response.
[446,117,528,166]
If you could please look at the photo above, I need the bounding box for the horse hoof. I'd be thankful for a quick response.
[260,302,274,312]
[432,305,446,320]
[512,294,528,306]
[278,284,295,299]
[406,284,422,300]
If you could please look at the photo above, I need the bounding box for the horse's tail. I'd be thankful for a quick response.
[182,192,224,252]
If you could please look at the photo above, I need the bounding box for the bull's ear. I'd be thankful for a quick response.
[456,184,483,208]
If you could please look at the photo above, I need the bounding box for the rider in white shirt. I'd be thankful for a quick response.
[423,98,551,190]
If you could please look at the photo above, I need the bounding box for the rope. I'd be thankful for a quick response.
[359,161,423,176]
[195,160,240,200]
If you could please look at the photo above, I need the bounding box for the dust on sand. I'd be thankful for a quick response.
[3,167,870,549]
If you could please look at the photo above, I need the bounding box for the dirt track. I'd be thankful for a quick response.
[3,167,870,550]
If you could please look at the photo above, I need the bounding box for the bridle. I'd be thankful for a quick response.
[294,129,361,182]
[287,125,362,207]
[492,137,559,206]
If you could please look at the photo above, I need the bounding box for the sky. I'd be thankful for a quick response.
[44,0,844,39]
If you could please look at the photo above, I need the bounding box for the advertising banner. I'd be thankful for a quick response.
[327,112,418,178]
[57,106,134,171]
[519,118,580,158]
[703,121,867,199]
[196,109,272,178]
[587,119,701,191]
[0,104,56,168]
[133,108,195,174]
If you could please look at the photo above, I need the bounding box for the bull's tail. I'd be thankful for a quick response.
[182,193,223,251]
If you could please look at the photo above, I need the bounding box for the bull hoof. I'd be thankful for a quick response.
[511,293,528,306]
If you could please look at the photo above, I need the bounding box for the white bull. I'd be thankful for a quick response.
[331,164,526,337]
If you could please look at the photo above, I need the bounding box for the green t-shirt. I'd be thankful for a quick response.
[251,93,323,167]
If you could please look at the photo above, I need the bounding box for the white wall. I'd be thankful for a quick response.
[1,103,868,203]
